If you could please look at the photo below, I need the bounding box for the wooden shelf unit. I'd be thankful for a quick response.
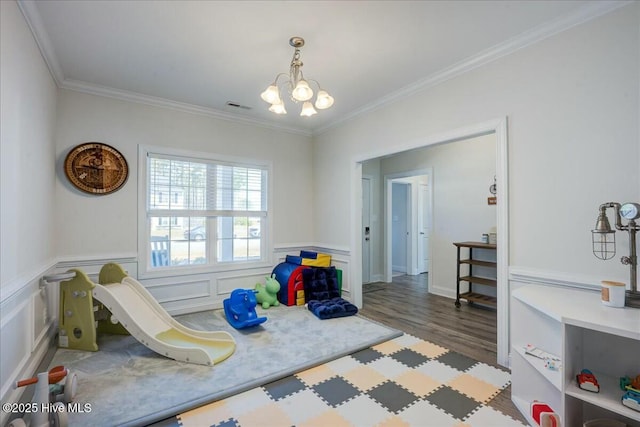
[453,241,497,308]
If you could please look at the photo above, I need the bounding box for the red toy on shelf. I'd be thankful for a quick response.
[530,401,561,427]
[577,368,600,393]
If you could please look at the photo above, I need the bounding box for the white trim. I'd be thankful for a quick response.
[314,1,632,135]
[62,79,312,137]
[352,116,510,367]
[361,174,373,284]
[137,145,273,279]
[17,0,629,137]
[509,266,601,291]
[273,243,351,255]
[56,256,138,268]
[383,169,433,283]
[494,118,510,368]
[16,0,64,85]
[0,258,57,304]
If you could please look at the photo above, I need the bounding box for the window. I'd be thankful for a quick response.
[143,148,268,271]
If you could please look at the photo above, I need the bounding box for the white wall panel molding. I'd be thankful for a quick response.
[509,266,600,291]
[144,278,211,304]
[56,255,138,269]
[310,245,351,257]
[0,277,56,425]
[273,243,316,252]
[1,258,57,305]
[55,257,138,285]
[217,271,271,296]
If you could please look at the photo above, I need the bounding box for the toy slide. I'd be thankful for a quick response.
[92,265,235,366]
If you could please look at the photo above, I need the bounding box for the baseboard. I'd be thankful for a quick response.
[369,273,384,283]
[428,285,456,300]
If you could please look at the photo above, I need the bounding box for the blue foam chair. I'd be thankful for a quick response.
[223,289,267,329]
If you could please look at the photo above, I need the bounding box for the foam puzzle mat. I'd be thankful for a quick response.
[177,334,525,426]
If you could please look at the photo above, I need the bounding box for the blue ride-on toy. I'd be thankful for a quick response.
[223,289,267,329]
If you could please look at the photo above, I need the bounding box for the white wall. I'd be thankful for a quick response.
[54,90,314,260]
[380,134,497,297]
[0,0,59,420]
[313,4,639,291]
[53,90,315,312]
[1,1,58,290]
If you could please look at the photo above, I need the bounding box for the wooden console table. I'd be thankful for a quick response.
[453,241,497,308]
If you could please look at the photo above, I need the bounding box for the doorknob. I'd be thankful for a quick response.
[420,232,425,235]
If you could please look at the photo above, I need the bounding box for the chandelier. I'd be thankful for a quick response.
[260,37,334,117]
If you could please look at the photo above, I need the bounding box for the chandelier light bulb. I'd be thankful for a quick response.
[315,90,334,109]
[300,101,317,117]
[260,85,281,104]
[292,79,313,101]
[269,100,287,115]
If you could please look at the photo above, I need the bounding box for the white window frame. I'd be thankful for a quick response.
[138,145,272,278]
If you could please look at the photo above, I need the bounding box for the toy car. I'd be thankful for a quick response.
[622,390,640,412]
[577,369,600,393]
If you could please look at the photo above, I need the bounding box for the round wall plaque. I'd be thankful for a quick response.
[64,142,128,195]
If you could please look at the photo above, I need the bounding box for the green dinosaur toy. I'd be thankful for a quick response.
[255,274,281,309]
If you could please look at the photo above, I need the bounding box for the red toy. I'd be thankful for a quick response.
[530,401,560,427]
[577,369,600,393]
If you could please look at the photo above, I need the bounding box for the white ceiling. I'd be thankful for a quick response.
[19,0,625,135]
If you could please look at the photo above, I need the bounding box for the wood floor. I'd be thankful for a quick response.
[359,273,526,423]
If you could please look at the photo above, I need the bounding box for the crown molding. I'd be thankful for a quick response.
[18,0,631,138]
[60,79,312,137]
[16,0,64,86]
[314,0,633,135]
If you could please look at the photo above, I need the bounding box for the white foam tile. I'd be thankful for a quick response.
[415,360,463,383]
[465,363,512,389]
[223,387,273,413]
[325,354,363,374]
[390,333,422,347]
[367,356,411,378]
[397,399,460,426]
[335,394,394,426]
[275,388,330,425]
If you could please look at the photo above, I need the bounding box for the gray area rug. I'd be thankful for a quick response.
[48,305,402,426]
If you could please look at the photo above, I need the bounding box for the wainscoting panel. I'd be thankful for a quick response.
[0,298,32,402]
[56,257,139,281]
[31,289,49,350]
[217,271,271,296]
[0,266,57,427]
[145,278,211,304]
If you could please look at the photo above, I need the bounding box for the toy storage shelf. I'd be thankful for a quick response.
[511,285,640,426]
[566,370,640,421]
[454,241,497,308]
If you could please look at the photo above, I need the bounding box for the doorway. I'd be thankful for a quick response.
[391,182,409,275]
[352,118,509,367]
[384,171,432,283]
